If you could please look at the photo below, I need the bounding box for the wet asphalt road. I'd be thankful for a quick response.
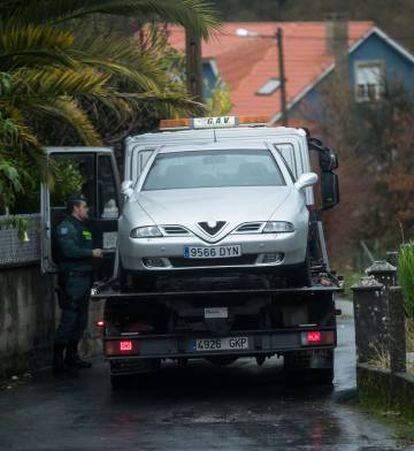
[0,314,406,451]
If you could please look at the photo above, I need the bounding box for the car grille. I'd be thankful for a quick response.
[169,255,258,268]
[234,222,264,234]
[161,225,190,236]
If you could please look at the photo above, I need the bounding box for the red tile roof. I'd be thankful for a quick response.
[167,22,374,119]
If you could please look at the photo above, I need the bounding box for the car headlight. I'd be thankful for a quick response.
[262,221,295,233]
[130,226,162,238]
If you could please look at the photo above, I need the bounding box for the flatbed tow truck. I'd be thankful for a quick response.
[40,116,342,389]
[92,278,342,389]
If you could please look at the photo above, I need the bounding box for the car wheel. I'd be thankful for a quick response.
[132,274,157,292]
[294,257,312,287]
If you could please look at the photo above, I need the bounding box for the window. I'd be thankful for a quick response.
[98,155,119,219]
[256,78,281,96]
[355,61,385,102]
[142,149,285,191]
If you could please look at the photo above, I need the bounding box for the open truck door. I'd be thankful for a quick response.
[41,147,121,280]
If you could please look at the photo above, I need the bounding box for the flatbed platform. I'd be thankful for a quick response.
[92,285,343,300]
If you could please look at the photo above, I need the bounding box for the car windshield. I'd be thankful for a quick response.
[142,149,286,191]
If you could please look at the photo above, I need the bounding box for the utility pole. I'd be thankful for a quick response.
[185,29,203,102]
[276,27,288,125]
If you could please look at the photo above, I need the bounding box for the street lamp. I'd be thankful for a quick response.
[235,27,288,125]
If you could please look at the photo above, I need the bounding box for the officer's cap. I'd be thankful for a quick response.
[66,194,88,212]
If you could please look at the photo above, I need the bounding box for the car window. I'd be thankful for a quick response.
[142,149,286,191]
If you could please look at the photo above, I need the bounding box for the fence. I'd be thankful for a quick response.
[352,259,414,415]
[0,215,103,376]
[0,214,41,267]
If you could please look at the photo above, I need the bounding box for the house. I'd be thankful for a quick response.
[167,21,414,126]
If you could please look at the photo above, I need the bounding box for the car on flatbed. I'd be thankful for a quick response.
[118,141,318,289]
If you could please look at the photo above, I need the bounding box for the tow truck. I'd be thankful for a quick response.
[40,116,342,389]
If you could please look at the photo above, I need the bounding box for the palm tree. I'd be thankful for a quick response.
[0,0,219,209]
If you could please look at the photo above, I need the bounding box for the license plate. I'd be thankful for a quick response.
[193,337,249,352]
[204,307,228,319]
[184,245,241,259]
[103,232,118,250]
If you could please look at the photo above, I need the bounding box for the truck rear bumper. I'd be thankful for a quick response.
[104,328,336,364]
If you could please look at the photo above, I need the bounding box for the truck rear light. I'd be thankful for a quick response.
[105,340,139,356]
[307,331,321,343]
[301,330,334,346]
[96,320,105,328]
[120,340,133,351]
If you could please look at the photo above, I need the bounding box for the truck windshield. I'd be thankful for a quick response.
[142,149,285,191]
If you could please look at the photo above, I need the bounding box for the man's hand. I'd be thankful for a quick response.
[92,248,104,258]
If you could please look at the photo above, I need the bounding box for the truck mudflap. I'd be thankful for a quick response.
[104,327,336,361]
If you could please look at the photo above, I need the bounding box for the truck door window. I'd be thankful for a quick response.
[49,153,96,263]
[98,155,119,219]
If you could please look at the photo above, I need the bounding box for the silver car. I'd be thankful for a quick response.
[118,142,317,287]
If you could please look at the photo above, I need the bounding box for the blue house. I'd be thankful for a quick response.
[169,22,414,125]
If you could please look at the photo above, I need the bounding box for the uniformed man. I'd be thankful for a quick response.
[53,195,103,373]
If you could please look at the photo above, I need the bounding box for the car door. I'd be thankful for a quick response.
[40,147,121,280]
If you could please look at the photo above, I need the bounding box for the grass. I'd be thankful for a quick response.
[407,318,414,354]
[399,244,414,317]
[342,392,414,446]
[338,268,364,299]
[358,395,414,445]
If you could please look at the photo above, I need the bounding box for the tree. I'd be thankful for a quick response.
[0,0,219,213]
[301,78,414,267]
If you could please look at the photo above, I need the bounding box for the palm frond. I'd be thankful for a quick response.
[11,66,111,101]
[31,98,102,146]
[0,24,75,69]
[5,0,219,38]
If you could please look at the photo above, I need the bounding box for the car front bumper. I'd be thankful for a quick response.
[120,229,308,272]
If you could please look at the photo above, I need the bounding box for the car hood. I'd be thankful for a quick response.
[135,186,292,240]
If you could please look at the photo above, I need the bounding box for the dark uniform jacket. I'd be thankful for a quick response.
[56,215,94,273]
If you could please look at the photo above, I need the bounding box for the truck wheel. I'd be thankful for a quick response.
[283,350,334,385]
[110,374,134,391]
[206,356,238,366]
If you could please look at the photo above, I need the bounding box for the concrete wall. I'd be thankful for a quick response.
[0,264,104,377]
[357,363,414,416]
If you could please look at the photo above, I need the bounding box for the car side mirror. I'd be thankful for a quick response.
[294,172,318,191]
[121,180,134,198]
[321,171,339,210]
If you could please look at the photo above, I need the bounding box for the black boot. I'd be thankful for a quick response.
[53,344,67,374]
[65,343,92,369]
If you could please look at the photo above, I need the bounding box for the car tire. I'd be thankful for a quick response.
[132,274,156,292]
[294,257,312,287]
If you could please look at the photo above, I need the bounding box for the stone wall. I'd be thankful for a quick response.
[0,264,104,377]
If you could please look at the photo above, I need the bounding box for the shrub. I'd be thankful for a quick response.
[398,243,414,316]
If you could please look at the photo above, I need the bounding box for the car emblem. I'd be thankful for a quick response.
[198,221,226,236]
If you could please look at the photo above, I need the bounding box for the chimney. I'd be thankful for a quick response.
[325,13,349,88]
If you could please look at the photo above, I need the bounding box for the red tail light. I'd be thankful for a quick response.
[307,331,322,343]
[96,320,105,328]
[301,330,334,346]
[105,340,139,356]
[120,340,133,351]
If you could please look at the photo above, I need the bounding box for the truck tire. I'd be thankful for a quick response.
[110,374,134,391]
[283,350,334,385]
